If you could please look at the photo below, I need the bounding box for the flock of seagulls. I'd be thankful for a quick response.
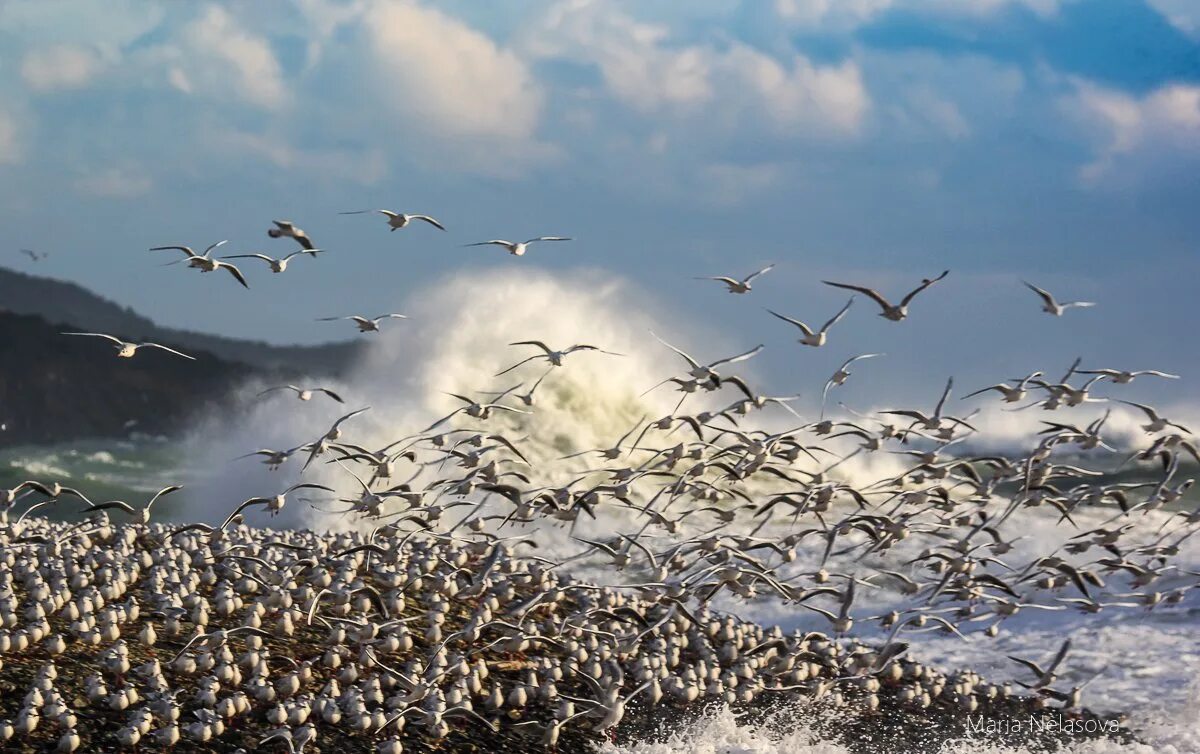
[4,207,1194,753]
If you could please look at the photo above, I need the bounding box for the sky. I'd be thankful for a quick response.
[0,0,1198,402]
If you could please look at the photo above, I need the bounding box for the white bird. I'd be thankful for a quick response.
[61,333,195,360]
[220,249,322,273]
[650,333,764,386]
[267,220,316,250]
[317,314,407,333]
[696,265,774,294]
[1076,368,1179,384]
[1022,281,1095,316]
[823,271,949,321]
[822,353,882,415]
[151,242,249,288]
[338,210,445,232]
[497,341,621,376]
[767,298,853,347]
[258,385,345,404]
[1112,400,1191,434]
[464,237,570,256]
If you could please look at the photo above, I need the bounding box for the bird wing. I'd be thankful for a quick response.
[331,407,370,430]
[743,264,775,284]
[1113,399,1158,420]
[203,240,229,256]
[216,262,250,288]
[221,253,274,262]
[465,240,512,247]
[62,332,125,345]
[510,340,554,355]
[146,485,183,511]
[317,388,345,404]
[649,331,701,369]
[766,309,815,337]
[336,210,375,215]
[1022,280,1056,308]
[900,270,949,308]
[526,236,571,243]
[842,353,882,369]
[709,344,765,369]
[140,343,197,360]
[149,245,198,257]
[411,215,446,230]
[375,314,408,320]
[823,280,892,311]
[820,297,854,333]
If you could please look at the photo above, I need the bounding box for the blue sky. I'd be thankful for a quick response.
[1,0,1198,400]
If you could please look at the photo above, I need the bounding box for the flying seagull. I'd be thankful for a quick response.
[696,265,775,294]
[464,237,571,256]
[267,220,316,250]
[1022,281,1095,316]
[62,332,195,360]
[338,210,446,232]
[823,271,949,321]
[767,298,854,347]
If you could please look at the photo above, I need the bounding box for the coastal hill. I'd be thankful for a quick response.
[0,266,361,447]
[0,265,362,374]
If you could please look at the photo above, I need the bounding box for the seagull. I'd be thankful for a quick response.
[219,249,322,273]
[19,248,47,262]
[83,485,183,525]
[150,242,249,288]
[696,265,774,294]
[962,371,1044,403]
[650,332,764,387]
[61,332,195,360]
[767,298,853,347]
[823,271,949,321]
[317,314,407,333]
[1076,368,1180,385]
[496,341,622,376]
[464,237,570,256]
[1022,281,1096,316]
[338,210,446,232]
[1112,400,1191,434]
[1008,639,1071,689]
[267,220,316,250]
[257,385,345,404]
[822,353,882,416]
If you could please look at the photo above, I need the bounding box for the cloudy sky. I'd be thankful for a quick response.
[1,0,1198,400]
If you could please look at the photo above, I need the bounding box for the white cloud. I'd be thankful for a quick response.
[178,5,288,109]
[772,0,1063,29]
[0,112,20,165]
[1146,0,1200,37]
[1073,82,1200,182]
[20,44,104,92]
[363,0,544,142]
[697,162,783,206]
[211,129,388,186]
[525,1,869,137]
[73,166,153,198]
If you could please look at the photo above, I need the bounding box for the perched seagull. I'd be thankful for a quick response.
[823,271,949,321]
[1022,281,1096,316]
[497,341,622,376]
[220,248,322,273]
[464,237,570,256]
[61,332,195,360]
[267,220,316,250]
[1076,368,1180,384]
[338,210,446,232]
[19,248,47,262]
[767,298,853,347]
[318,314,407,333]
[150,241,249,288]
[696,264,774,294]
[258,385,345,404]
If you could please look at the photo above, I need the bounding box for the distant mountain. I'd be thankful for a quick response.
[0,265,362,374]
[0,310,257,447]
